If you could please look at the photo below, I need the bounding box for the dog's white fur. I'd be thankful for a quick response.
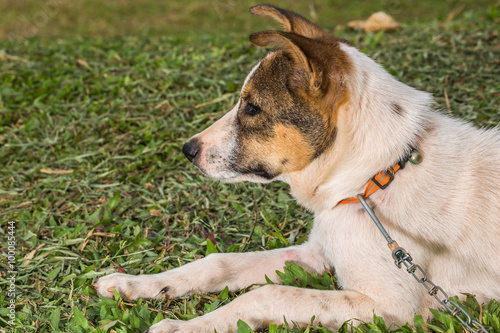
[95,9,500,333]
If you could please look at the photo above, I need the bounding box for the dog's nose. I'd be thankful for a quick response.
[183,138,201,162]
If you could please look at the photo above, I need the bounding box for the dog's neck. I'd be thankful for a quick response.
[280,44,432,213]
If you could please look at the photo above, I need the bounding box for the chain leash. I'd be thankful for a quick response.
[357,195,490,333]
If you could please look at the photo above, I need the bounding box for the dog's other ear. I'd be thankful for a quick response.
[249,4,327,39]
[250,30,323,92]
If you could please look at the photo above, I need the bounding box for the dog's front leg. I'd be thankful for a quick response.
[146,285,379,333]
[94,241,327,300]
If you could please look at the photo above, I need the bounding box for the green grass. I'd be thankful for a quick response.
[1,3,500,333]
[0,0,496,40]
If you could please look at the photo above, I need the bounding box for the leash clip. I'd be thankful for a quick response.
[370,168,395,190]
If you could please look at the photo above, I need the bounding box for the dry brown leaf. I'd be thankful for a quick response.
[15,201,32,209]
[150,209,162,216]
[364,12,401,32]
[0,53,28,62]
[92,232,117,238]
[40,169,74,175]
[80,229,94,252]
[76,58,89,69]
[349,12,401,32]
[22,244,45,265]
[153,100,169,110]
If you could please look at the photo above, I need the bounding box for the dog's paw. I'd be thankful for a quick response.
[145,318,201,333]
[145,319,177,333]
[94,273,169,300]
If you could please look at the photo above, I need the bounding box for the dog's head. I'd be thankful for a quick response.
[183,5,353,183]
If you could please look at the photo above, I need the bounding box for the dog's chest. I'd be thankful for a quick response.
[311,207,397,289]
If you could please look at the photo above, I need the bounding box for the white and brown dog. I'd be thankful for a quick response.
[95,5,500,332]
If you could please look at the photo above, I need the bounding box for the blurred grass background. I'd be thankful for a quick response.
[0,0,496,40]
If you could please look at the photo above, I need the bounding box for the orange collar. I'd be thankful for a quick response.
[338,147,422,205]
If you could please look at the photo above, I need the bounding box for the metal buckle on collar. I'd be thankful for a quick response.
[371,168,395,190]
[397,157,409,170]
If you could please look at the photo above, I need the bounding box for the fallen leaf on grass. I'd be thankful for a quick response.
[0,52,28,63]
[150,209,162,216]
[40,169,74,175]
[348,12,401,32]
[22,244,45,265]
[76,58,90,69]
[153,100,169,110]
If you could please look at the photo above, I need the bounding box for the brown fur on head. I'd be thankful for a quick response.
[183,5,353,182]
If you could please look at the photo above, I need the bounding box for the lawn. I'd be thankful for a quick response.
[0,1,499,333]
[0,0,495,40]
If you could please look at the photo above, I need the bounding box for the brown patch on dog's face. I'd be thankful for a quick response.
[229,50,342,179]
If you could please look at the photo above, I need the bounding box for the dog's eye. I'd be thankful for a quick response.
[244,103,262,116]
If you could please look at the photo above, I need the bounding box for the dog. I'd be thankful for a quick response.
[95,5,500,332]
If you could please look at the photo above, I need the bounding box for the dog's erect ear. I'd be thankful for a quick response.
[249,4,327,39]
[250,30,323,91]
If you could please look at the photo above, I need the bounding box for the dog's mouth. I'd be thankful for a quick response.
[200,161,277,183]
[232,163,277,180]
[182,138,279,183]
